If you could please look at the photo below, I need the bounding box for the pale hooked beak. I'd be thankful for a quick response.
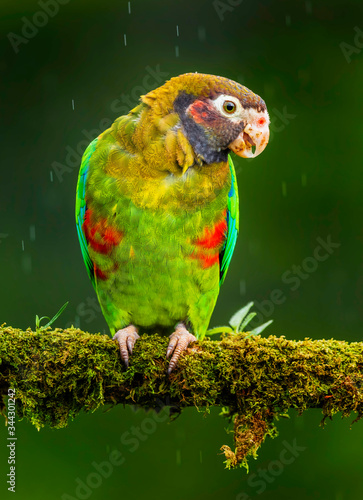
[229,112,270,158]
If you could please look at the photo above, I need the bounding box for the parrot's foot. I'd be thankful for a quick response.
[166,323,197,375]
[113,325,140,368]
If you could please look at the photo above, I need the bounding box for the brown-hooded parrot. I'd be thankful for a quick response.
[76,73,270,373]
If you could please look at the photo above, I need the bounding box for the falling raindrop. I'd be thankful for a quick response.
[124,34,127,46]
[128,1,131,14]
[199,450,203,463]
[301,173,307,187]
[176,25,179,37]
[175,46,179,57]
[240,279,246,295]
[197,26,206,42]
[50,171,54,182]
[176,449,181,465]
[21,240,25,251]
[72,99,75,110]
[285,15,291,26]
[282,181,287,197]
[29,225,36,241]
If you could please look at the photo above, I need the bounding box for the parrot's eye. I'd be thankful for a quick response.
[223,101,236,114]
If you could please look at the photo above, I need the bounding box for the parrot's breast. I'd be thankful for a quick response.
[85,162,230,337]
[79,106,233,338]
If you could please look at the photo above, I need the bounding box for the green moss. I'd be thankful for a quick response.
[1,325,363,469]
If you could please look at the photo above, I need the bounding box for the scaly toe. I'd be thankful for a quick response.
[167,323,196,374]
[113,325,139,368]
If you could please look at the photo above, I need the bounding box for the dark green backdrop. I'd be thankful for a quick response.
[1,0,363,498]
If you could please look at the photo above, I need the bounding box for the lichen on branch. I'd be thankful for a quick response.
[1,324,362,469]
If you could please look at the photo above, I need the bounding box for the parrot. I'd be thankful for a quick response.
[75,73,270,374]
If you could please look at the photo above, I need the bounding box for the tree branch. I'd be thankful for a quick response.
[1,325,363,469]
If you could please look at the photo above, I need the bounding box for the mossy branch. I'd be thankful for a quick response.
[1,325,363,469]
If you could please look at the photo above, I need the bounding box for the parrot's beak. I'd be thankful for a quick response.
[229,112,270,159]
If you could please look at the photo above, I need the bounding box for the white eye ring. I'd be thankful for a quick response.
[212,95,243,121]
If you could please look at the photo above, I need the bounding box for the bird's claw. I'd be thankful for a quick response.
[166,323,196,374]
[113,325,139,368]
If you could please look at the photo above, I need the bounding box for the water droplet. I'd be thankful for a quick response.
[176,25,179,37]
[21,240,25,251]
[175,46,179,57]
[199,450,203,463]
[128,1,131,14]
[50,171,54,182]
[72,99,75,110]
[240,279,246,295]
[29,225,36,241]
[124,34,127,46]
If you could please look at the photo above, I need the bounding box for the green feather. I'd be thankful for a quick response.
[75,137,99,288]
[219,155,239,286]
[75,109,239,343]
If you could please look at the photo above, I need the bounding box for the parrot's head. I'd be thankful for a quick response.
[143,72,270,165]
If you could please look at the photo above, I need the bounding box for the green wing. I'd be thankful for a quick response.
[75,137,99,289]
[219,155,239,286]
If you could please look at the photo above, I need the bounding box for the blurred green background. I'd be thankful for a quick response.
[1,0,363,498]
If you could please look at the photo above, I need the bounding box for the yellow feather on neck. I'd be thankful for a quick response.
[100,88,229,213]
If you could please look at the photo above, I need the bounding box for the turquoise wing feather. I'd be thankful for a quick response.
[219,155,239,286]
[75,137,99,288]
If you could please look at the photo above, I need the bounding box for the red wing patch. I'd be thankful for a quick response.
[194,213,227,249]
[190,252,219,269]
[94,263,108,281]
[191,212,227,269]
[83,208,124,255]
[93,262,119,281]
